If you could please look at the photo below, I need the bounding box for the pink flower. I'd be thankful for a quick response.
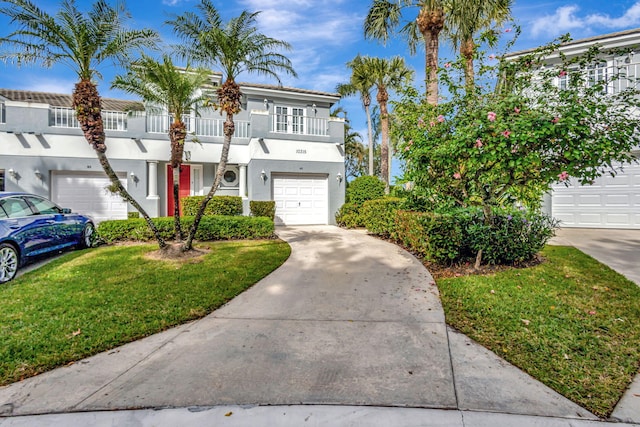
[514,107,521,114]
[558,171,569,181]
[437,115,445,123]
[444,62,451,68]
[453,172,461,180]
[505,28,512,33]
[502,130,511,138]
[430,121,436,127]
[487,111,497,122]
[475,138,483,148]
[552,117,559,124]
[417,117,425,127]
[559,70,567,77]
[488,54,496,60]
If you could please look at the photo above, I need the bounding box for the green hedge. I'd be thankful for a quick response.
[97,215,274,243]
[346,175,385,205]
[335,202,365,228]
[250,201,276,220]
[181,196,243,216]
[392,207,557,266]
[361,197,403,238]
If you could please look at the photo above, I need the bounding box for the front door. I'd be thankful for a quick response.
[167,165,191,216]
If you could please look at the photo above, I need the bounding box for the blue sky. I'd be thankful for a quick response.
[2,0,640,178]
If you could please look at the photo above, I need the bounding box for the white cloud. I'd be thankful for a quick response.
[530,2,640,38]
[18,76,75,94]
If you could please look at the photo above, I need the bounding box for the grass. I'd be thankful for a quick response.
[0,240,290,386]
[437,245,640,417]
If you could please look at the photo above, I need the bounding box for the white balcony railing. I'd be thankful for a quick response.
[271,114,328,136]
[50,107,127,131]
[146,114,250,139]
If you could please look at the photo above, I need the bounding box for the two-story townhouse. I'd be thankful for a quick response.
[505,28,640,229]
[0,73,346,225]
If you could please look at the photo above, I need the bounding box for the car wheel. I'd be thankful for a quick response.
[79,223,95,249]
[0,243,19,284]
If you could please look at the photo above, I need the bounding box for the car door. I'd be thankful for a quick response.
[23,195,78,251]
[0,196,49,257]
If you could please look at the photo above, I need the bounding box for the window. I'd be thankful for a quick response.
[275,106,305,134]
[587,62,608,92]
[0,197,33,218]
[0,170,4,191]
[25,196,62,215]
[0,101,5,124]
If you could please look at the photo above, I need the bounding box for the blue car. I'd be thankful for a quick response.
[0,192,95,283]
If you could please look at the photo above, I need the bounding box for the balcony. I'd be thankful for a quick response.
[146,114,250,139]
[271,114,329,136]
[50,107,127,131]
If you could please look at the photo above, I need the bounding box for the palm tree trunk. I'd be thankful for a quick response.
[378,87,390,193]
[73,79,166,249]
[418,8,444,106]
[462,37,476,91]
[183,114,233,250]
[169,121,187,242]
[365,101,374,176]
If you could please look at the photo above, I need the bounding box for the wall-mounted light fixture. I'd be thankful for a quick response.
[336,172,343,183]
[34,169,43,180]
[311,103,317,114]
[260,169,268,182]
[263,98,269,109]
[8,168,16,178]
[130,171,139,184]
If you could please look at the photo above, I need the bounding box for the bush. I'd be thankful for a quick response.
[335,202,365,228]
[250,201,276,220]
[346,175,385,205]
[97,215,274,243]
[361,197,402,237]
[181,196,242,216]
[392,207,557,266]
[127,212,139,219]
[394,211,463,264]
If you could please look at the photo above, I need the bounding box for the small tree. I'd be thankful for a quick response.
[395,34,640,260]
[112,54,211,242]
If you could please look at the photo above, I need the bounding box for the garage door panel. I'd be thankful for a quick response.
[52,171,128,223]
[273,175,328,225]
[552,161,640,229]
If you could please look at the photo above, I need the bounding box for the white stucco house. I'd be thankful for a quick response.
[506,28,640,229]
[0,73,346,225]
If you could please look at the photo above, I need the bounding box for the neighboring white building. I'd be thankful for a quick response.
[506,29,640,229]
[0,74,346,225]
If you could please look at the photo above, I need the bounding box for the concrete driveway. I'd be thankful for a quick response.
[0,226,617,425]
[550,228,640,285]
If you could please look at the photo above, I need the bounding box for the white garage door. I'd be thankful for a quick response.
[273,175,328,225]
[551,162,640,229]
[52,171,128,222]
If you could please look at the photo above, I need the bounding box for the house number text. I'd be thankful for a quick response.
[296,149,307,154]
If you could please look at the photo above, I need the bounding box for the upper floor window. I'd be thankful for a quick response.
[0,170,4,192]
[50,107,127,130]
[587,62,608,92]
[0,101,5,124]
[275,106,305,134]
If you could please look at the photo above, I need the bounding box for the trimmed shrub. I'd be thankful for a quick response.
[97,215,274,243]
[181,196,243,216]
[392,206,557,266]
[250,200,276,220]
[346,175,385,205]
[335,202,365,228]
[361,197,402,237]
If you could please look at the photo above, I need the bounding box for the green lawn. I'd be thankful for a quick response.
[0,240,290,386]
[437,245,640,417]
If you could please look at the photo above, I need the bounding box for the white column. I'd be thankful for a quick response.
[239,164,247,199]
[147,161,159,199]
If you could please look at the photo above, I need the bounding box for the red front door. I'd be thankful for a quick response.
[167,165,191,216]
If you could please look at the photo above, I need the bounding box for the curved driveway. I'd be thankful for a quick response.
[0,226,597,422]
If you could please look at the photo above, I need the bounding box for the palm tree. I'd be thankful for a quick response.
[0,0,165,247]
[168,0,297,250]
[362,56,413,191]
[112,54,211,241]
[365,0,444,105]
[446,0,512,89]
[336,55,376,175]
[331,107,366,180]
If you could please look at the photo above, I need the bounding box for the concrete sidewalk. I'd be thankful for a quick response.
[0,226,636,426]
